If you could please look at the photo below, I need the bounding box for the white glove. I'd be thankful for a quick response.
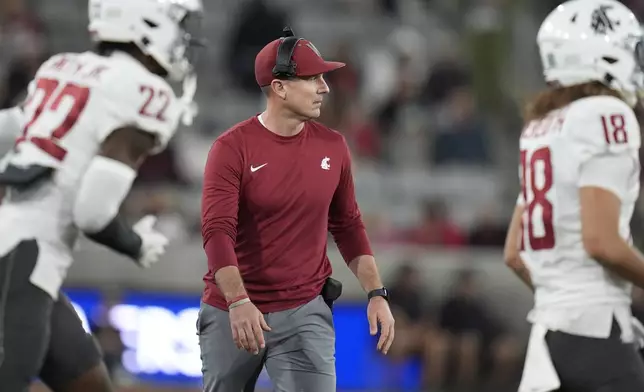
[180,72,198,126]
[132,215,169,268]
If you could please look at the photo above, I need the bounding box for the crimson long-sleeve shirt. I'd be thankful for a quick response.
[201,116,373,313]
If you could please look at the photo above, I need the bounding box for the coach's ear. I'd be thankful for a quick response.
[269,79,288,100]
[99,126,156,169]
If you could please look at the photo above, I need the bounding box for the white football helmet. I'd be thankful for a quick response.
[88,0,202,82]
[537,0,644,106]
[88,0,203,125]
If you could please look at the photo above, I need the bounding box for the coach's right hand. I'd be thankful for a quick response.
[229,301,271,355]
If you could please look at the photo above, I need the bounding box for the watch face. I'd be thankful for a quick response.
[371,288,388,298]
[369,288,389,300]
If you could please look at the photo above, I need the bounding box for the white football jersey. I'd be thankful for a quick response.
[519,95,640,335]
[0,51,182,298]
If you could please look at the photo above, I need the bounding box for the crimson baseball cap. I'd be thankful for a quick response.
[254,38,346,87]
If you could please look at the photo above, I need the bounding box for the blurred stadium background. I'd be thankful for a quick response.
[1,0,643,391]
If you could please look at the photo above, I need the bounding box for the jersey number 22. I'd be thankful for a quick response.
[17,78,90,161]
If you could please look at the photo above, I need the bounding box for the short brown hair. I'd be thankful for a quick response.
[523,81,624,123]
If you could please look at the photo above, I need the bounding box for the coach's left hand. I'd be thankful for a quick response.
[367,297,395,355]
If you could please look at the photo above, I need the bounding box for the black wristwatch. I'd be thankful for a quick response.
[367,287,390,302]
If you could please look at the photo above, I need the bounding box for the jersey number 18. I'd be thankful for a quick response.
[520,147,555,251]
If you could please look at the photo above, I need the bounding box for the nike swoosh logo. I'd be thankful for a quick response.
[250,163,267,173]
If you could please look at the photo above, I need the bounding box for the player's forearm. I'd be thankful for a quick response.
[214,266,248,301]
[348,255,384,292]
[74,156,142,260]
[503,204,533,290]
[506,257,534,291]
[590,239,644,289]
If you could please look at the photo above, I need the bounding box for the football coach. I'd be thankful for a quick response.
[198,28,395,392]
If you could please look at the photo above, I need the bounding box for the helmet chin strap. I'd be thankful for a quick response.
[179,71,198,126]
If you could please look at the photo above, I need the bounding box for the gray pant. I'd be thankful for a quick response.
[198,295,336,392]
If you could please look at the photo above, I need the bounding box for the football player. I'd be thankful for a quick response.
[504,0,644,391]
[0,0,203,391]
